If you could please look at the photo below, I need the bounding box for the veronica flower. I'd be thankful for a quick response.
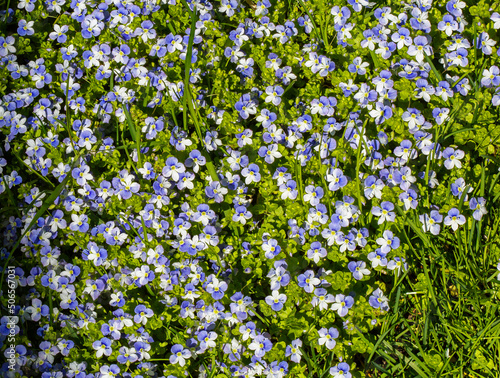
[183,150,205,174]
[241,163,261,184]
[191,204,215,226]
[469,197,487,221]
[280,179,298,200]
[297,270,320,293]
[262,238,281,259]
[133,305,154,325]
[375,41,397,59]
[49,24,69,43]
[232,206,252,225]
[169,344,191,366]
[402,108,425,130]
[248,335,273,358]
[206,276,228,300]
[476,32,496,55]
[490,11,500,29]
[82,242,107,266]
[239,322,257,341]
[109,291,125,308]
[317,327,339,350]
[376,230,400,253]
[25,298,49,322]
[330,362,352,378]
[408,36,432,63]
[303,185,324,206]
[371,201,395,224]
[414,79,435,102]
[438,14,458,36]
[391,27,412,49]
[369,102,393,124]
[387,257,408,275]
[363,175,383,200]
[264,85,284,105]
[369,288,390,311]
[92,338,112,358]
[258,144,282,164]
[443,147,464,169]
[17,19,35,36]
[236,129,253,147]
[481,66,500,87]
[268,265,290,290]
[256,108,277,128]
[326,168,348,191]
[196,330,217,351]
[432,108,450,125]
[373,70,393,92]
[285,339,303,363]
[310,288,334,311]
[235,94,257,119]
[276,66,297,84]
[367,249,388,268]
[265,290,287,311]
[223,339,245,362]
[348,260,371,280]
[18,0,36,12]
[69,214,89,233]
[419,210,443,235]
[307,241,327,264]
[205,130,222,151]
[0,36,16,56]
[348,57,369,75]
[205,181,227,203]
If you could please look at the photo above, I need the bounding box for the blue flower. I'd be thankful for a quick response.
[443,147,464,169]
[297,270,320,293]
[419,210,443,235]
[348,261,371,280]
[264,85,284,105]
[376,230,400,253]
[470,197,487,221]
[369,102,393,124]
[206,276,228,300]
[348,57,369,75]
[307,241,327,264]
[248,334,273,358]
[330,362,352,378]
[279,179,298,200]
[318,327,339,350]
[197,330,217,351]
[447,0,466,17]
[368,249,388,268]
[438,14,459,36]
[49,24,69,43]
[134,305,154,325]
[265,290,287,311]
[326,168,348,192]
[17,19,35,36]
[371,201,396,224]
[235,94,257,119]
[369,288,390,311]
[408,36,432,63]
[241,163,261,184]
[169,344,191,366]
[233,206,252,225]
[92,337,113,358]
[223,339,244,362]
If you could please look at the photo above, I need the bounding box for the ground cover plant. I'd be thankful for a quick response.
[1,0,500,376]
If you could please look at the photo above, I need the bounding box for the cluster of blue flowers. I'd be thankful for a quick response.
[0,0,499,376]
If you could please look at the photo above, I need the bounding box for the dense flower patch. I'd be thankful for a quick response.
[1,0,500,376]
